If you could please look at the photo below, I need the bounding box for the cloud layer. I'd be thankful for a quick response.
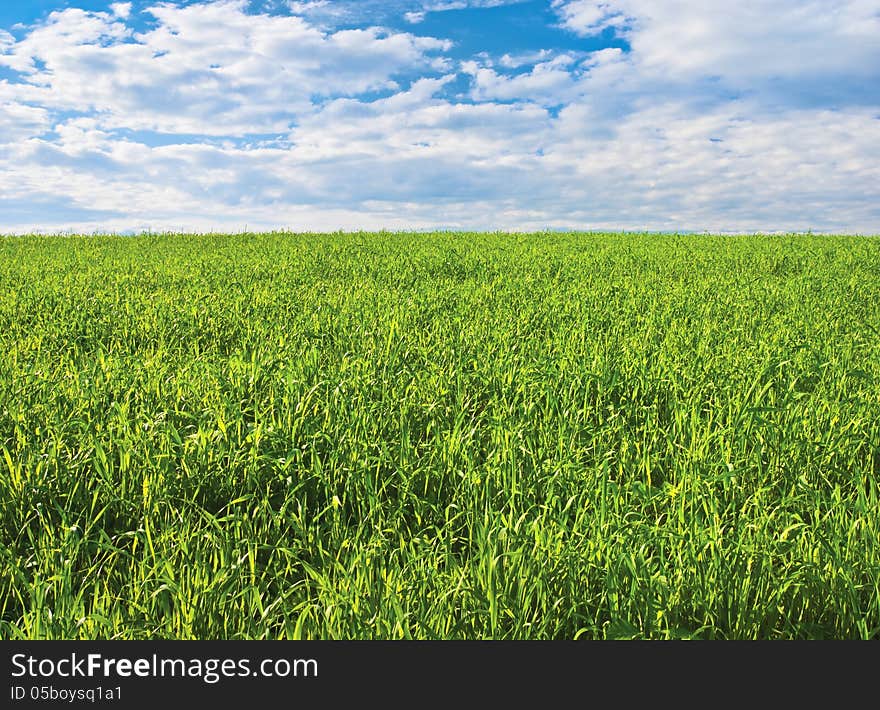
[1,0,878,232]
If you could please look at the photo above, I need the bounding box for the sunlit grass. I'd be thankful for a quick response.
[1,231,878,639]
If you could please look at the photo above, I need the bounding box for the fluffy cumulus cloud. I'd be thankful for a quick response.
[0,0,878,232]
[0,1,451,135]
[288,0,528,28]
[552,0,880,80]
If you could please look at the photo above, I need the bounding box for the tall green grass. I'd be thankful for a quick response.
[1,232,878,639]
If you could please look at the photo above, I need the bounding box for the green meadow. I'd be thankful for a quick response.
[1,232,878,639]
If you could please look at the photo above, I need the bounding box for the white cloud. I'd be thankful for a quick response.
[545,101,880,231]
[0,8,131,74]
[283,0,527,28]
[287,0,330,12]
[420,1,527,11]
[0,1,452,135]
[551,0,626,35]
[464,53,593,104]
[552,0,880,87]
[0,101,50,144]
[109,2,132,18]
[0,0,878,233]
[498,50,554,69]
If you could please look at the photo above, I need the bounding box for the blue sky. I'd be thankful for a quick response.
[1,0,879,233]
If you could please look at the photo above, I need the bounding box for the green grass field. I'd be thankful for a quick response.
[1,232,878,639]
